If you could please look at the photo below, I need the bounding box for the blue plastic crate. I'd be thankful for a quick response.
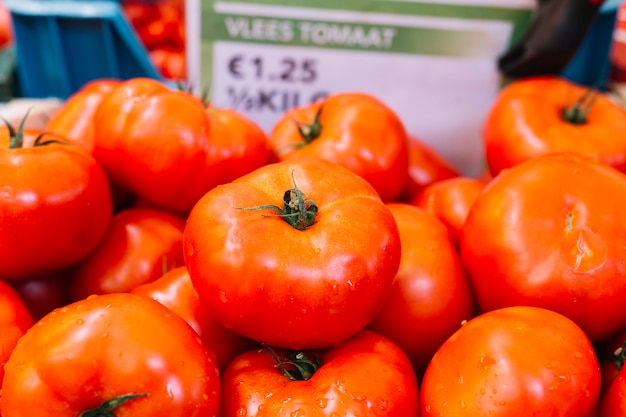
[4,0,164,99]
[561,0,624,87]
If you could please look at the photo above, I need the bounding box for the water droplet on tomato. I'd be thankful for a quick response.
[318,398,328,409]
[314,247,321,254]
[219,291,228,303]
[186,243,195,257]
[76,319,84,325]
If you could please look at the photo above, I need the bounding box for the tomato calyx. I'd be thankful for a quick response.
[262,343,321,381]
[79,393,148,417]
[235,170,318,230]
[293,104,323,145]
[611,341,626,371]
[562,87,598,125]
[1,110,67,149]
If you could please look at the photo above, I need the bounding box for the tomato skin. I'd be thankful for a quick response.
[68,206,186,302]
[0,279,34,385]
[221,330,419,416]
[0,130,113,279]
[483,76,626,176]
[269,92,409,202]
[0,292,220,417]
[184,156,401,350]
[420,306,601,417]
[131,265,256,372]
[412,176,487,246]
[460,152,626,343]
[397,135,459,203]
[367,203,477,379]
[46,78,121,153]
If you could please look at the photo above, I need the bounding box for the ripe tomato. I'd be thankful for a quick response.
[220,330,419,416]
[68,206,186,302]
[131,265,256,371]
[596,328,626,416]
[397,135,459,203]
[420,306,601,417]
[93,78,271,214]
[0,279,34,385]
[268,92,409,202]
[367,203,477,379]
[46,78,121,153]
[460,152,626,343]
[0,123,113,279]
[184,156,401,350]
[1,292,220,416]
[483,75,626,176]
[412,176,487,246]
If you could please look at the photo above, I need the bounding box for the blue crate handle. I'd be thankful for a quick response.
[4,0,165,98]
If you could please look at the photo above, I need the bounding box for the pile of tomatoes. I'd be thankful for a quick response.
[122,0,187,81]
[1,74,626,416]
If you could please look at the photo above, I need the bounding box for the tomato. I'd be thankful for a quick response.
[367,203,477,379]
[221,330,419,416]
[0,292,220,416]
[131,265,256,371]
[10,269,70,321]
[68,206,186,302]
[460,152,626,343]
[149,47,186,80]
[93,77,271,214]
[397,135,459,203]
[0,122,113,279]
[483,75,626,176]
[46,78,121,153]
[420,306,601,417]
[412,176,487,246]
[184,156,401,350]
[0,279,34,386]
[268,92,409,202]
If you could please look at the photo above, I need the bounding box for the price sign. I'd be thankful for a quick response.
[193,0,534,176]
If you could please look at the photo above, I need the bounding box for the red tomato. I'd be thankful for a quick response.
[9,269,70,321]
[221,330,419,416]
[269,92,409,202]
[483,76,626,176]
[420,306,601,417]
[1,292,220,416]
[367,203,477,379]
[412,176,487,246]
[93,78,271,214]
[0,279,34,385]
[397,135,459,202]
[0,123,113,279]
[131,265,256,371]
[0,1,13,49]
[460,152,626,343]
[46,78,121,153]
[596,328,626,416]
[184,156,401,350]
[149,47,186,80]
[68,206,186,302]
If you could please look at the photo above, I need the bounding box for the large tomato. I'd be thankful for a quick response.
[420,306,601,417]
[46,78,121,153]
[0,279,34,385]
[93,77,271,214]
[367,203,477,379]
[131,265,256,371]
[596,328,626,416]
[460,152,626,343]
[220,330,419,416]
[0,122,113,279]
[184,156,401,349]
[268,92,409,202]
[68,206,186,302]
[0,292,220,416]
[483,75,626,176]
